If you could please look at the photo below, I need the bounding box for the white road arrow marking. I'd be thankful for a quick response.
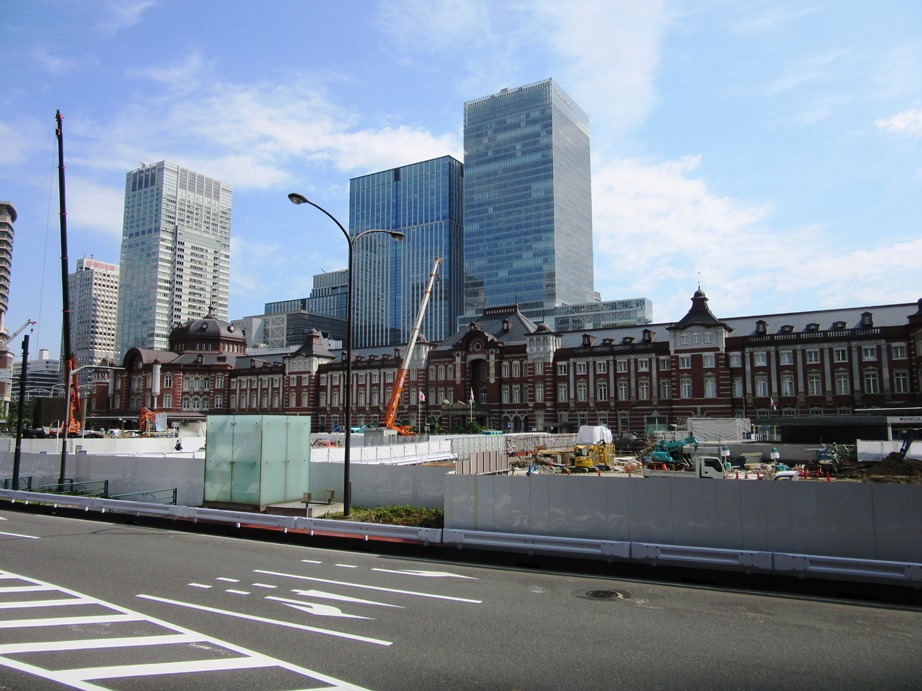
[254,570,482,604]
[292,589,404,608]
[268,596,371,620]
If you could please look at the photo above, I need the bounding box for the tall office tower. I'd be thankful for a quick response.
[68,258,119,374]
[0,201,16,416]
[115,162,232,355]
[306,269,349,320]
[0,201,15,330]
[462,79,595,322]
[349,156,463,348]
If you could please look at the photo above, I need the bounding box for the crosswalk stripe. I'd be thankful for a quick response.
[0,633,203,655]
[0,613,141,629]
[61,655,275,682]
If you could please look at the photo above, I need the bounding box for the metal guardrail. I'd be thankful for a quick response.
[0,488,919,587]
[110,488,177,505]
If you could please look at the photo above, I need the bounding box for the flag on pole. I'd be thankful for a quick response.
[418,390,425,402]
[770,397,777,411]
[469,388,475,403]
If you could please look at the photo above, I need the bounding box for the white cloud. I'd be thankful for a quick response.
[875,108,922,138]
[67,177,125,240]
[373,0,672,140]
[96,0,157,35]
[591,152,922,321]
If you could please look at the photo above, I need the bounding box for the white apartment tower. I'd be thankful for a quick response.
[115,162,232,355]
[69,257,119,371]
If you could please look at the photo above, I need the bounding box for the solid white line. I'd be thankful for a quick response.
[0,597,94,609]
[137,594,393,646]
[0,530,39,539]
[63,655,274,681]
[0,585,55,594]
[0,633,202,655]
[254,570,482,604]
[0,613,141,629]
[371,568,478,580]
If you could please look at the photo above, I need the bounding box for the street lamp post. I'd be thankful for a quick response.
[59,365,124,484]
[289,192,404,517]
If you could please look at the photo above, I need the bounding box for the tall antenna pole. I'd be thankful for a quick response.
[56,110,73,371]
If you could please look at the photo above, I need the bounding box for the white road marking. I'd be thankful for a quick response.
[0,597,96,609]
[225,589,250,595]
[0,530,39,539]
[252,582,277,589]
[63,655,275,682]
[138,594,393,646]
[292,589,404,608]
[0,569,374,689]
[254,569,482,604]
[0,633,202,655]
[336,563,358,568]
[0,613,142,629]
[216,577,239,582]
[0,584,55,594]
[301,559,323,564]
[372,568,478,579]
[267,596,371,620]
[188,582,212,588]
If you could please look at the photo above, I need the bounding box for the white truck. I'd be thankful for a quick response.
[642,455,728,479]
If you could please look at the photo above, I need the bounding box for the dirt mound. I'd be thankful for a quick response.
[866,455,922,481]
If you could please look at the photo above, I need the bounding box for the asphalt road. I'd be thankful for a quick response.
[1,507,921,690]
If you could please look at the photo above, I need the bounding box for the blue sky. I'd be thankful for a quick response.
[1,0,920,355]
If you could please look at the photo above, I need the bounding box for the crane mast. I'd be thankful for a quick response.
[381,256,441,434]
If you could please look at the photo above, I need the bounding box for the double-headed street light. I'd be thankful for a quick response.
[289,192,404,517]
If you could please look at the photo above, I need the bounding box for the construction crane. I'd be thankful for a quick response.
[381,256,441,436]
[0,319,36,348]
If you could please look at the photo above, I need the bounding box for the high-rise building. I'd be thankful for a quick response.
[462,79,595,323]
[0,201,16,416]
[115,162,232,355]
[305,269,349,321]
[0,201,15,327]
[349,156,464,347]
[68,258,119,373]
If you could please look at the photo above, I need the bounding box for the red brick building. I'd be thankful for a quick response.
[93,292,922,440]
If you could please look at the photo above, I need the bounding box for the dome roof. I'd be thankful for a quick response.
[169,313,246,352]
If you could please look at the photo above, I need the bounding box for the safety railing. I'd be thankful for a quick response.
[38,480,109,498]
[1,476,33,491]
[110,488,177,505]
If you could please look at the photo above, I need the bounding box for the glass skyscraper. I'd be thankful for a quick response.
[462,79,595,321]
[349,156,463,348]
[116,161,232,356]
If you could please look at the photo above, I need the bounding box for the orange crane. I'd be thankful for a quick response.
[381,256,441,435]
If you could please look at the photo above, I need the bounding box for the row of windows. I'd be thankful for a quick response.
[734,344,907,367]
